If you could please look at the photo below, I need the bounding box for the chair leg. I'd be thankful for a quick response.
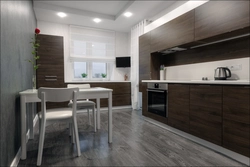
[71,122,75,144]
[69,123,72,136]
[37,119,46,166]
[93,107,96,132]
[72,117,81,156]
[87,109,91,125]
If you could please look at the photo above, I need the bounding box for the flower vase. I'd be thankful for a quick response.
[160,70,165,80]
[32,74,36,90]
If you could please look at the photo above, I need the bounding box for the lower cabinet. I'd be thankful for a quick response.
[168,84,190,133]
[189,85,222,145]
[223,86,250,157]
[145,83,250,157]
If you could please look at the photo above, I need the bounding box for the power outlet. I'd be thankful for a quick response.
[227,64,242,71]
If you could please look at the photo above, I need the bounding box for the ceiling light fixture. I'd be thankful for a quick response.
[57,12,67,18]
[124,12,133,17]
[93,18,101,23]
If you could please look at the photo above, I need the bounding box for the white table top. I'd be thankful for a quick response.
[19,87,113,95]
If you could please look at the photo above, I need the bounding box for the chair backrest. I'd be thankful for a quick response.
[38,87,79,102]
[67,84,91,89]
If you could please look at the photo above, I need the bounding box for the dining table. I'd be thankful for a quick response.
[19,87,113,160]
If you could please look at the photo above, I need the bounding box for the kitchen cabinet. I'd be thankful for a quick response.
[139,32,151,115]
[37,34,64,88]
[90,82,131,107]
[195,1,250,41]
[168,84,190,133]
[139,31,151,90]
[223,86,250,157]
[190,85,222,145]
[36,34,66,109]
[150,10,194,53]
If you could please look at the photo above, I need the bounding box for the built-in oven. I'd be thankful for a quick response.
[147,83,168,117]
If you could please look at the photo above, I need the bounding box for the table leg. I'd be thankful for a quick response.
[29,103,35,139]
[97,98,100,129]
[20,95,27,160]
[108,92,112,143]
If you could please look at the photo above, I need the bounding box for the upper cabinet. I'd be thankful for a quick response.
[195,1,250,41]
[150,10,195,53]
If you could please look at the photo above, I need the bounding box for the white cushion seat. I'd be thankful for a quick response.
[38,108,73,120]
[68,100,95,109]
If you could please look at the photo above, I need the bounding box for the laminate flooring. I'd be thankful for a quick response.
[18,109,246,167]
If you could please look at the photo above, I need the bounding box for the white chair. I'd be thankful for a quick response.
[67,84,96,132]
[37,87,81,166]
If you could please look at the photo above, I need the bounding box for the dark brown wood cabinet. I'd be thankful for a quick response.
[36,34,66,109]
[189,85,222,145]
[37,34,65,88]
[139,32,151,116]
[139,31,151,89]
[90,82,131,107]
[195,1,250,41]
[168,84,190,133]
[223,86,250,157]
[150,10,195,53]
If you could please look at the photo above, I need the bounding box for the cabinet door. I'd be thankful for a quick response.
[223,86,250,157]
[139,32,151,92]
[150,10,194,53]
[168,84,190,133]
[195,1,250,41]
[37,34,65,88]
[190,85,222,145]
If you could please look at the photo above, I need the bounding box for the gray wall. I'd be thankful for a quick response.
[0,1,36,166]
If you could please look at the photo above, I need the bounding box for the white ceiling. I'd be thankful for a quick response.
[33,1,177,32]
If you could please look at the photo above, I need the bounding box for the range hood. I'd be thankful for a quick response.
[160,47,187,55]
[159,33,250,55]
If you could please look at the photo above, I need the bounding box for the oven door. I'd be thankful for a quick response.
[147,89,167,117]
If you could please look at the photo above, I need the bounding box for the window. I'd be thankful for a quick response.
[70,26,115,80]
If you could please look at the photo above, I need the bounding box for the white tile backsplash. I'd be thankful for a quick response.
[165,57,249,81]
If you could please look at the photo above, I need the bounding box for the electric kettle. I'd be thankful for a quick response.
[214,67,231,80]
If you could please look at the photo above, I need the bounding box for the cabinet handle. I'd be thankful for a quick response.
[45,79,57,81]
[45,76,57,78]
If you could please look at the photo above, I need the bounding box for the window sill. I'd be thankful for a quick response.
[65,80,131,83]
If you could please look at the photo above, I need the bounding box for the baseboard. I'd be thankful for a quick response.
[10,114,39,167]
[100,105,132,111]
[144,117,250,166]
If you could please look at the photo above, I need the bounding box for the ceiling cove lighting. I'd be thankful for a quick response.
[93,18,101,23]
[124,12,133,17]
[57,12,67,18]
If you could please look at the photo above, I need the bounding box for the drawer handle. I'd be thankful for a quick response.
[45,79,57,81]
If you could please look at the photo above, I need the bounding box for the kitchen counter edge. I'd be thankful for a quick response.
[142,80,250,85]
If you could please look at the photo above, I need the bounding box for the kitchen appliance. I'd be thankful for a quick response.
[214,67,231,80]
[147,83,168,117]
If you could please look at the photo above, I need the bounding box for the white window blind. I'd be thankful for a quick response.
[70,25,115,62]
[70,26,115,80]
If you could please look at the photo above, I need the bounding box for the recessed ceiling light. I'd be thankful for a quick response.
[124,12,133,17]
[93,18,101,23]
[57,12,67,18]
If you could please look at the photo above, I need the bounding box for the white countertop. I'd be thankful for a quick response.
[142,80,250,85]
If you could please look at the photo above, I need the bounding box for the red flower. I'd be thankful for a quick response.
[35,28,40,34]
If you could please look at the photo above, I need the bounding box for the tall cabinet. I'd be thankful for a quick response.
[36,34,65,109]
[36,34,64,88]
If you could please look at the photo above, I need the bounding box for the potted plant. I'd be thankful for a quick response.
[101,73,107,80]
[81,73,87,78]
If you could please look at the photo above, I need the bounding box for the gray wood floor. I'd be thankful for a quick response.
[18,109,246,167]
